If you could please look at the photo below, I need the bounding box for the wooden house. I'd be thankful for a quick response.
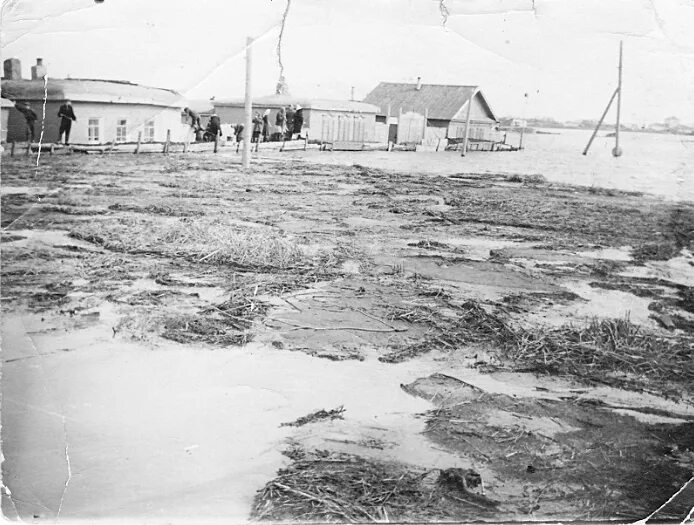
[212,95,379,144]
[1,58,190,145]
[363,81,500,145]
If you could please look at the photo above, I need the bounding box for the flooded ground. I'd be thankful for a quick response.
[280,129,694,201]
[1,153,693,523]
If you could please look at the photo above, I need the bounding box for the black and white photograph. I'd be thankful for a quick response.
[1,0,693,523]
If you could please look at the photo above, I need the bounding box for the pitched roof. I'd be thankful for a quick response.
[0,78,184,108]
[213,94,379,114]
[364,82,492,121]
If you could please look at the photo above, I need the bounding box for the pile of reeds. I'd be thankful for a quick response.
[71,217,307,270]
[507,318,694,386]
[385,297,693,392]
[251,450,492,522]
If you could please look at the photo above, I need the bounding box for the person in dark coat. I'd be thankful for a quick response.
[252,112,262,143]
[57,100,77,144]
[261,109,271,142]
[183,107,201,131]
[235,123,244,143]
[16,102,38,142]
[292,105,304,137]
[275,107,286,141]
[284,105,295,141]
[207,113,221,140]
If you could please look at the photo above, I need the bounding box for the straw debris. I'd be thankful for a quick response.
[280,406,345,427]
[252,449,497,522]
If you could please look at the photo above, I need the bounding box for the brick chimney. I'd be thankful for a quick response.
[415,76,422,91]
[31,58,47,80]
[3,58,22,80]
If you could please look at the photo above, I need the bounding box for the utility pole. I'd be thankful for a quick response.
[583,41,624,157]
[242,36,253,171]
[613,41,623,157]
[460,91,474,157]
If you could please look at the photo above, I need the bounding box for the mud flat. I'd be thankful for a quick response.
[1,154,693,522]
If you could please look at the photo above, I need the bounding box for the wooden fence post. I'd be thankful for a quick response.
[25,141,31,156]
[10,141,15,157]
[213,134,219,153]
[135,131,142,154]
[164,129,171,154]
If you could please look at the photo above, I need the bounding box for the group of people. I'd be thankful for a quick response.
[252,105,303,143]
[183,107,222,142]
[15,99,77,144]
[181,104,305,144]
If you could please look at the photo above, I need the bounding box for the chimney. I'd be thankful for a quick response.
[3,58,22,80]
[415,77,422,91]
[31,58,47,80]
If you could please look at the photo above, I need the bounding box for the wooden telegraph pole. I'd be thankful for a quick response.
[461,91,474,157]
[242,36,253,171]
[613,41,623,157]
[583,41,624,156]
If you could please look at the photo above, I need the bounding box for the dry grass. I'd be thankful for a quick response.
[382,297,693,394]
[252,448,496,522]
[71,217,306,269]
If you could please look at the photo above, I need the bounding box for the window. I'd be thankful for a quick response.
[116,119,128,143]
[144,120,155,142]
[88,118,101,143]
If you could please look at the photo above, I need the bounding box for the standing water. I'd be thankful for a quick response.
[283,130,694,201]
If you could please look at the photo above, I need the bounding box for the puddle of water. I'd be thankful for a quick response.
[532,280,657,328]
[374,255,557,292]
[578,246,633,262]
[1,310,447,522]
[3,229,98,251]
[620,250,694,287]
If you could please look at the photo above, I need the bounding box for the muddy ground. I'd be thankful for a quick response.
[1,153,693,522]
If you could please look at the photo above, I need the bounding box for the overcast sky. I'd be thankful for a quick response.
[2,0,693,124]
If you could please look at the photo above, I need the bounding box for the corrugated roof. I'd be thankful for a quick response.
[0,78,185,108]
[213,94,379,114]
[363,82,483,120]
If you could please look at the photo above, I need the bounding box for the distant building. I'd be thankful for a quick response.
[212,94,379,143]
[1,58,190,144]
[363,80,499,145]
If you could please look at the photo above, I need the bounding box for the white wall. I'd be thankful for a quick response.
[5,102,190,144]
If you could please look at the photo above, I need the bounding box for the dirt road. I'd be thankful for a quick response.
[2,153,693,522]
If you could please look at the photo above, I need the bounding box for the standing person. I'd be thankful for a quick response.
[16,102,37,143]
[207,112,221,140]
[261,109,271,142]
[57,100,77,145]
[285,105,295,141]
[293,104,304,138]
[183,107,201,131]
[275,107,286,141]
[252,111,262,143]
